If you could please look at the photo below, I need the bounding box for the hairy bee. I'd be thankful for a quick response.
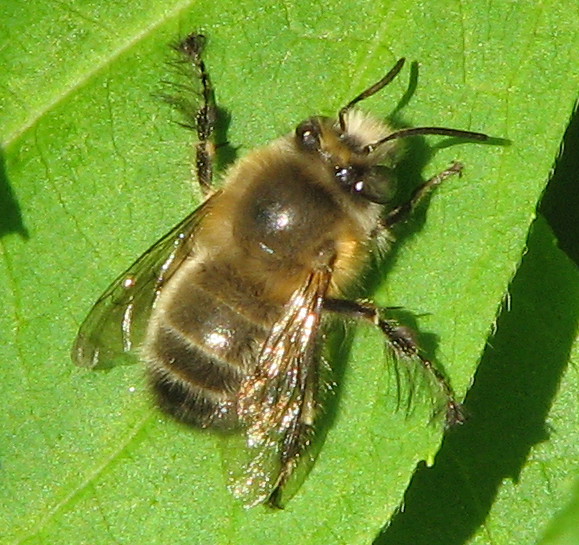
[72,34,489,508]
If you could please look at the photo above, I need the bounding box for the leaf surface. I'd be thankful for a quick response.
[0,1,577,544]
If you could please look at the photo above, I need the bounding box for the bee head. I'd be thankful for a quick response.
[294,58,488,205]
[295,112,398,204]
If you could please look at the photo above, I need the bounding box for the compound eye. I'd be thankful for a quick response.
[335,165,394,204]
[357,166,396,204]
[296,120,321,151]
[335,166,355,187]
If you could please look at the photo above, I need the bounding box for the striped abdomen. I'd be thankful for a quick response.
[143,256,282,430]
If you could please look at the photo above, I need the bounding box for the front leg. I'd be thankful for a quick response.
[384,161,464,228]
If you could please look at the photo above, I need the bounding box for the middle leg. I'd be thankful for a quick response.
[323,297,465,427]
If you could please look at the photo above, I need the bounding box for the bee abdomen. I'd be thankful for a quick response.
[144,278,269,430]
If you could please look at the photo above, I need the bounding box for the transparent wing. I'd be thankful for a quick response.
[71,194,219,369]
[229,267,332,507]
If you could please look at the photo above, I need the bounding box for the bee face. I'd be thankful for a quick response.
[72,33,490,508]
[295,111,399,205]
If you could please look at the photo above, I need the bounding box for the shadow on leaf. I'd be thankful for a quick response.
[375,215,578,545]
[0,147,29,239]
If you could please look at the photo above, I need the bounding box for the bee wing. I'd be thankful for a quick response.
[230,267,332,507]
[71,194,219,369]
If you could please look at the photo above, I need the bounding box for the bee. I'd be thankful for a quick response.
[72,33,489,508]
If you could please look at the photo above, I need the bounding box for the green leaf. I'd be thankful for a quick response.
[536,477,579,545]
[377,215,579,545]
[1,1,577,544]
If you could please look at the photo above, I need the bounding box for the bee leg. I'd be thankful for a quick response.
[177,33,217,194]
[323,298,465,427]
[383,161,464,228]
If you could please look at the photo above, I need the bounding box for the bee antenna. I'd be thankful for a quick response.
[363,127,489,154]
[339,58,406,131]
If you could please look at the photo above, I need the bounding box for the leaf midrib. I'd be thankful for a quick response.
[3,0,195,148]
